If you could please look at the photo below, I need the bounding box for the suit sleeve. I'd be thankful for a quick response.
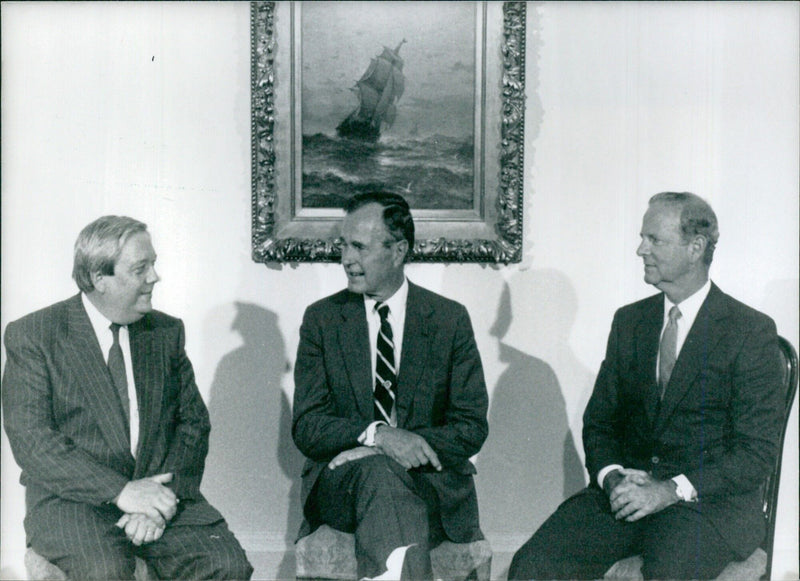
[412,305,489,468]
[292,307,373,461]
[683,316,783,500]
[2,321,130,505]
[158,321,211,499]
[582,310,626,484]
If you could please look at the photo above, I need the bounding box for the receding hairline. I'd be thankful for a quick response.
[342,203,398,240]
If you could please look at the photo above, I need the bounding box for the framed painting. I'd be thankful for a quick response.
[251,1,526,263]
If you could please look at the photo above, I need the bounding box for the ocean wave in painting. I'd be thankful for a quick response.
[302,133,474,209]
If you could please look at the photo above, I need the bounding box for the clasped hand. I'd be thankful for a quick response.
[114,472,178,545]
[116,512,166,546]
[607,468,678,522]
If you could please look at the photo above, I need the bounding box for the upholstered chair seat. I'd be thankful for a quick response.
[294,524,492,581]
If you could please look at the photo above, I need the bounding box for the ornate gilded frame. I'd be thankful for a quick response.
[251,1,526,263]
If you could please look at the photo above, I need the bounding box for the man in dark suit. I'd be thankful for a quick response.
[2,216,252,580]
[293,192,489,580]
[508,192,783,580]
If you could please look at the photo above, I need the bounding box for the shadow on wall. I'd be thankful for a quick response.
[201,302,304,580]
[476,270,590,566]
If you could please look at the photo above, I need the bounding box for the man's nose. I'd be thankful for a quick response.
[147,266,160,284]
[636,239,649,256]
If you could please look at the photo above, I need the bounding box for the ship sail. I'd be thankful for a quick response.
[337,39,406,142]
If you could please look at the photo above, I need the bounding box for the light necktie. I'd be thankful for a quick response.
[658,305,682,398]
[374,303,397,424]
[108,323,131,438]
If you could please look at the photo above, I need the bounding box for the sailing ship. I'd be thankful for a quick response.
[337,39,406,142]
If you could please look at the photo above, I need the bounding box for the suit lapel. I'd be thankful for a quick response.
[338,293,374,420]
[65,296,134,464]
[636,295,664,426]
[655,284,728,433]
[396,284,433,426]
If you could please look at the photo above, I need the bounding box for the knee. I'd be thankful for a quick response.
[508,536,561,581]
[201,540,253,580]
[641,557,681,580]
[508,549,544,580]
[641,554,726,581]
[214,556,254,581]
[351,454,414,493]
[191,541,253,581]
[59,552,135,580]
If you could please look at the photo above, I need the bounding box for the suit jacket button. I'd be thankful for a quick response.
[651,456,660,464]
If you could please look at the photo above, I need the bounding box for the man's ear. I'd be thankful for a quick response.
[688,235,707,263]
[91,270,108,293]
[394,239,409,266]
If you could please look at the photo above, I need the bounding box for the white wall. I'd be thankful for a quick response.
[2,2,797,579]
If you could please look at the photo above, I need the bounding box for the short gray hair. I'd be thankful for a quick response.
[72,216,148,293]
[649,192,719,265]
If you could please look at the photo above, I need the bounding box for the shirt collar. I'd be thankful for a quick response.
[664,278,712,327]
[365,277,409,318]
[81,292,119,340]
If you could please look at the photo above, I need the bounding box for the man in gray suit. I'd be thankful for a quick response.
[2,216,252,580]
[293,192,489,580]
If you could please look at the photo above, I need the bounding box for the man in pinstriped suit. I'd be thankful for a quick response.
[2,216,252,580]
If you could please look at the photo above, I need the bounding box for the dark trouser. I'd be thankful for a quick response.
[29,502,253,580]
[306,454,445,580]
[508,487,735,580]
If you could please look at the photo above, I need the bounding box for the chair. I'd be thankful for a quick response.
[25,548,153,581]
[604,336,799,581]
[294,524,492,581]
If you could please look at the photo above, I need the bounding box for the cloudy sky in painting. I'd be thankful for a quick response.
[300,1,478,139]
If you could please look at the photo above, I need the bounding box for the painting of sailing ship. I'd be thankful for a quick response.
[300,1,478,211]
[336,39,406,142]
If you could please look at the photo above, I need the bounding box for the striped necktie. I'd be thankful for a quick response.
[374,303,396,424]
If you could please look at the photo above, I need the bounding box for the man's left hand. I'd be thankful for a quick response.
[375,426,442,471]
[116,513,166,546]
[609,469,679,521]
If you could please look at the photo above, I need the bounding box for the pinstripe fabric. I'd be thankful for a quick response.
[3,294,252,579]
[142,519,252,580]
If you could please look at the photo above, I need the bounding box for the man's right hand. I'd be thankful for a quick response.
[609,469,679,521]
[375,426,441,471]
[116,513,166,546]
[114,472,178,522]
[603,469,625,496]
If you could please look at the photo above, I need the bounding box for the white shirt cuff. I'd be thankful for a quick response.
[357,421,387,447]
[671,474,698,502]
[597,464,625,489]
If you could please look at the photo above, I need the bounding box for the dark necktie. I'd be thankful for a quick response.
[108,323,131,436]
[658,306,682,398]
[374,303,396,424]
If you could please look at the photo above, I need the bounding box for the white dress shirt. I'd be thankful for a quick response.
[656,279,712,383]
[82,293,140,456]
[598,279,712,501]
